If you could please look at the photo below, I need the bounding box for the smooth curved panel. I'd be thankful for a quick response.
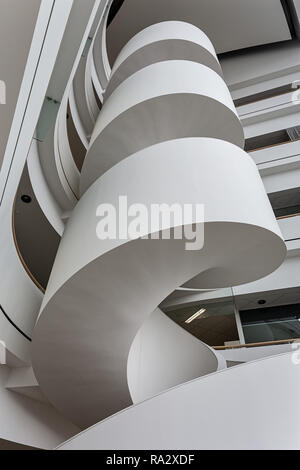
[105,21,223,100]
[81,61,244,194]
[93,1,111,91]
[58,352,300,450]
[56,96,81,200]
[128,308,226,404]
[32,138,285,428]
[72,55,97,138]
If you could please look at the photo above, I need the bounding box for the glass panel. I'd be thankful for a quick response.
[245,129,291,152]
[234,83,296,107]
[82,36,92,58]
[245,126,300,152]
[162,287,239,347]
[269,187,300,218]
[274,204,300,218]
[242,319,300,343]
[240,303,300,343]
[34,97,60,142]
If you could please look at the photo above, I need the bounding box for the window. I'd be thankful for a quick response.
[240,303,300,343]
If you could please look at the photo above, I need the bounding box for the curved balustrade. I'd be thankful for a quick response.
[81,22,243,194]
[93,1,112,92]
[105,21,223,100]
[58,352,300,450]
[81,59,243,194]
[32,22,286,432]
[32,138,285,428]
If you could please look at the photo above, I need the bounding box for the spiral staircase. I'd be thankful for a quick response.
[30,21,295,449]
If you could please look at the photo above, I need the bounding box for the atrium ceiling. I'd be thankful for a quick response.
[107,0,298,65]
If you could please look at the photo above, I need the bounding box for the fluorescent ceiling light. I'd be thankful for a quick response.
[185,308,206,324]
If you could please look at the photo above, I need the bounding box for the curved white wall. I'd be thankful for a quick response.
[32,138,285,428]
[81,21,243,193]
[58,352,300,450]
[81,60,243,193]
[105,21,223,100]
[128,308,226,403]
[32,21,286,434]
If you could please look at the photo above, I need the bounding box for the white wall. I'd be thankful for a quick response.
[279,215,300,241]
[260,160,300,195]
[58,352,300,450]
[0,366,79,449]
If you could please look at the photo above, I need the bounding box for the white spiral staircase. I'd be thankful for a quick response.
[31,21,291,448]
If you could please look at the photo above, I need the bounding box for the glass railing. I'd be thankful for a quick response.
[275,208,300,219]
[234,83,297,108]
[162,287,239,347]
[162,289,300,350]
[245,128,300,153]
[242,318,300,344]
[240,303,300,345]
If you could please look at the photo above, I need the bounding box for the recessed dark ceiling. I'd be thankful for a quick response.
[107,0,296,66]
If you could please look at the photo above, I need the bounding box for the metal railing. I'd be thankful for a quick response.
[213,337,300,350]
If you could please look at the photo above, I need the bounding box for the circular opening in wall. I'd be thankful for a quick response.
[258,299,266,305]
[21,195,32,204]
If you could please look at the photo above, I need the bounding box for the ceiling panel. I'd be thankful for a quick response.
[107,0,292,65]
[235,286,300,311]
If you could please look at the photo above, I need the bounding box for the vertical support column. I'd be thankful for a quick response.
[234,302,246,344]
[0,0,73,207]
